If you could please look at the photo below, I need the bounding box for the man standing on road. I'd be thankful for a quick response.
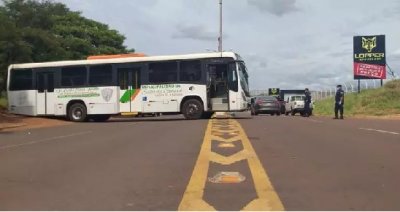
[303,88,312,117]
[334,85,345,119]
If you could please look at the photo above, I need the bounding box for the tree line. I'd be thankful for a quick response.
[0,0,132,94]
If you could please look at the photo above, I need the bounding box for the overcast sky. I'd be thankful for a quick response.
[56,0,400,90]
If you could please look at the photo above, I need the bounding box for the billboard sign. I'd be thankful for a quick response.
[268,88,280,96]
[353,35,386,79]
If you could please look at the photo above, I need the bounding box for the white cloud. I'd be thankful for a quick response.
[247,0,298,16]
[172,25,218,41]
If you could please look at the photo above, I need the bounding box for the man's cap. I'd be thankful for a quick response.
[337,84,342,88]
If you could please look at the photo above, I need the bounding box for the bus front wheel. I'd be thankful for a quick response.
[68,103,87,122]
[182,99,204,120]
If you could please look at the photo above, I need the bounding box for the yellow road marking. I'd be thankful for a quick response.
[178,118,284,211]
[237,122,284,211]
[217,142,236,148]
[178,120,215,211]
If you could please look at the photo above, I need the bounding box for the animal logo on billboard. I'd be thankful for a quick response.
[362,37,376,53]
[101,88,113,102]
[269,88,280,96]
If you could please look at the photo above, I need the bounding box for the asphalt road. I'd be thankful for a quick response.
[0,114,399,210]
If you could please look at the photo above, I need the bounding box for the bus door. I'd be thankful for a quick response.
[207,64,229,111]
[118,66,141,113]
[227,62,241,111]
[36,72,55,115]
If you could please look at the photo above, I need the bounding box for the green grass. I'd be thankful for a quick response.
[314,80,400,116]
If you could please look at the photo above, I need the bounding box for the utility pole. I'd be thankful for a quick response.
[218,0,223,52]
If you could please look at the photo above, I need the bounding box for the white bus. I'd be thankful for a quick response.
[7,52,250,122]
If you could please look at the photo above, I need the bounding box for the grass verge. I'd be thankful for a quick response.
[314,80,400,117]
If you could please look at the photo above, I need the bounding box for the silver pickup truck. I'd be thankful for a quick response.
[285,95,314,116]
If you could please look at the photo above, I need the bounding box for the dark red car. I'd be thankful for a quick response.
[250,96,281,116]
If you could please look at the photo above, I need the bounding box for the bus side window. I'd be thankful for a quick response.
[61,66,87,87]
[89,65,113,86]
[9,69,33,91]
[180,60,201,82]
[148,62,178,83]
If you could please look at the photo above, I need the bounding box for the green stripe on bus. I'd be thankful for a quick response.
[120,89,136,103]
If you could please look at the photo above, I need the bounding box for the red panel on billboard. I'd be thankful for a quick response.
[353,63,386,79]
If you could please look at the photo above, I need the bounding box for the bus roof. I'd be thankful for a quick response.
[87,53,147,60]
[9,52,238,70]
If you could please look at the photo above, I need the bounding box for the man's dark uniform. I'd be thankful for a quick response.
[334,85,345,119]
[304,89,311,117]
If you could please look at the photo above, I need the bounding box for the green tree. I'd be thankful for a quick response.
[0,0,131,92]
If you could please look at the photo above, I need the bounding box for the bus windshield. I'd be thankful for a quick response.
[238,62,250,97]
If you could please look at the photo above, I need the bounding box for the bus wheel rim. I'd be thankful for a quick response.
[188,103,199,115]
[72,108,83,120]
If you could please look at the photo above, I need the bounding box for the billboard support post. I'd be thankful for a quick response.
[358,79,361,93]
[381,79,383,87]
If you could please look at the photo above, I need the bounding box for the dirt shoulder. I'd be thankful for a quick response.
[0,110,70,132]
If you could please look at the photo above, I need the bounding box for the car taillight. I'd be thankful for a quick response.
[256,100,263,105]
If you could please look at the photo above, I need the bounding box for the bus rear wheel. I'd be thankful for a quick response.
[68,103,87,122]
[182,99,203,120]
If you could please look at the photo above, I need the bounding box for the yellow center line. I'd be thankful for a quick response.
[178,118,284,211]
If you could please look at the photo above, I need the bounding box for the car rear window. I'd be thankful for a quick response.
[258,96,276,101]
[292,96,305,101]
